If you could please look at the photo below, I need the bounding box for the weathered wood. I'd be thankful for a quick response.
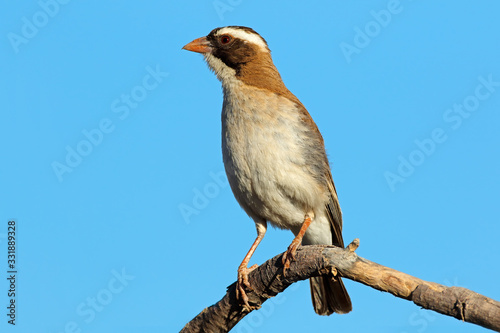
[412,285,500,331]
[180,240,500,332]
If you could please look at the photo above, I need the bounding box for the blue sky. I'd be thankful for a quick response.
[1,1,499,332]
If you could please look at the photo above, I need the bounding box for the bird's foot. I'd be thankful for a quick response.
[237,264,259,311]
[282,239,301,276]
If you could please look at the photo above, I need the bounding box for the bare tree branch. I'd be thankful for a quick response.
[180,239,500,333]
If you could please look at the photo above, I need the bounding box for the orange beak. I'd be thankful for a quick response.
[182,36,212,54]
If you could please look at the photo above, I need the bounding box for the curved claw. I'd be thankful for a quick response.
[282,241,300,276]
[236,264,260,311]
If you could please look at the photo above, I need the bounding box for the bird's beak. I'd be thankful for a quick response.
[182,36,212,54]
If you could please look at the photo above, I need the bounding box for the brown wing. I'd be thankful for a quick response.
[286,96,345,248]
[325,171,344,248]
[291,96,352,315]
[309,170,352,315]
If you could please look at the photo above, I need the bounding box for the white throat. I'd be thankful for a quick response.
[203,53,240,89]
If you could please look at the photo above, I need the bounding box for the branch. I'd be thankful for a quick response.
[181,239,500,332]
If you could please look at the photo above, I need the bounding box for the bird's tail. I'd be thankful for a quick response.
[309,275,352,315]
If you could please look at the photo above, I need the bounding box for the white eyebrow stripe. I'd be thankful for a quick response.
[216,27,268,51]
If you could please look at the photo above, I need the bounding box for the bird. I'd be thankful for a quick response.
[182,26,352,316]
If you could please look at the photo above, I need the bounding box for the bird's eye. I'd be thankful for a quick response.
[220,35,232,44]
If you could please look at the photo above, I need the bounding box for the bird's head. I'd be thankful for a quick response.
[183,26,283,89]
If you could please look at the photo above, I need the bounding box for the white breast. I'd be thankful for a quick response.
[221,83,328,230]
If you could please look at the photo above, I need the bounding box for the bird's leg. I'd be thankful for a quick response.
[237,220,267,311]
[282,212,314,275]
